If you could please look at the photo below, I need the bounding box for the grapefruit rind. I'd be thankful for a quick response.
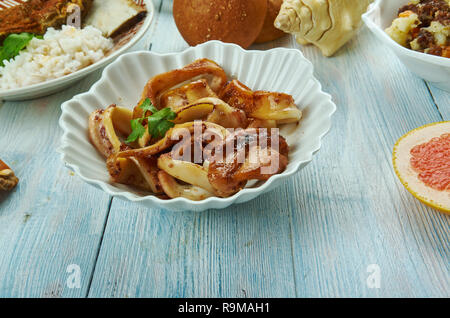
[393,121,450,214]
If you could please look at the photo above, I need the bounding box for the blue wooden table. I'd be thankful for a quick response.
[0,0,449,298]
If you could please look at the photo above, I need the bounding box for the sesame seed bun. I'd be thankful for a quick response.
[255,0,285,43]
[173,0,268,49]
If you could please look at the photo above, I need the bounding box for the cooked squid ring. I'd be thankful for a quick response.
[106,156,162,193]
[157,154,216,194]
[89,105,162,193]
[134,58,228,119]
[247,118,277,129]
[252,91,302,124]
[208,128,289,197]
[173,97,248,128]
[201,97,248,129]
[219,80,255,115]
[220,81,302,124]
[88,105,133,157]
[132,156,163,193]
[157,171,214,201]
[159,79,218,111]
[172,102,214,124]
[232,145,289,182]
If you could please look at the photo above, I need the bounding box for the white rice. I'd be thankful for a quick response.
[0,25,114,90]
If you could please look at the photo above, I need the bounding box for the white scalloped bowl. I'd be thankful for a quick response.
[363,0,450,92]
[59,41,336,211]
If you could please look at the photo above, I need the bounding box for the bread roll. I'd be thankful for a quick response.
[254,0,285,43]
[173,0,268,49]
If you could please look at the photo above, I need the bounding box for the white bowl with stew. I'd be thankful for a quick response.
[363,0,450,92]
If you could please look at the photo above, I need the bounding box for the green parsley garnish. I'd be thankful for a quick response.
[126,98,176,143]
[0,33,41,67]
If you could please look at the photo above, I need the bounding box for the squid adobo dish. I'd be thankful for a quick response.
[88,59,303,201]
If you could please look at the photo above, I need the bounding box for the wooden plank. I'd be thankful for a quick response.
[87,195,297,298]
[0,73,111,297]
[427,85,450,120]
[87,0,297,298]
[148,0,186,53]
[288,27,449,297]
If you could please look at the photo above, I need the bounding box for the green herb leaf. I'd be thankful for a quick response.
[0,33,37,67]
[147,116,163,138]
[156,120,175,138]
[166,111,177,121]
[126,99,177,143]
[126,119,146,143]
[147,107,177,138]
[139,98,158,114]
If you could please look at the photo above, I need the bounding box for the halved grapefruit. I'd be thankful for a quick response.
[393,121,450,214]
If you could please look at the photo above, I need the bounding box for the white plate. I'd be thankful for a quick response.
[363,0,450,92]
[59,41,336,212]
[0,0,154,101]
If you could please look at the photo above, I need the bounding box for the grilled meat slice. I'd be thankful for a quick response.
[0,0,93,43]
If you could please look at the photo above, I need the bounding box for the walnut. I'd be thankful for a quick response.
[0,160,19,191]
